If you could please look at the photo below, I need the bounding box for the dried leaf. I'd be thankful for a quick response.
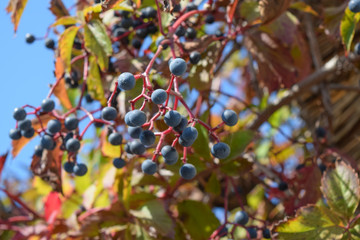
[259,0,291,25]
[54,57,74,109]
[12,114,54,158]
[6,0,29,32]
[49,0,69,19]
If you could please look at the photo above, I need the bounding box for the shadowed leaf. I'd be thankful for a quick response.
[259,0,291,25]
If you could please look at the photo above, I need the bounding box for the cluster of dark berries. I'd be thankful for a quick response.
[234,211,271,239]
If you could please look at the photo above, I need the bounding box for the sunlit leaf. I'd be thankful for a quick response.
[52,16,78,27]
[54,57,74,109]
[58,26,79,73]
[87,56,107,105]
[6,0,29,32]
[340,8,360,52]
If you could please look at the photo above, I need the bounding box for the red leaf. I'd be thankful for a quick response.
[44,191,62,223]
[0,152,9,181]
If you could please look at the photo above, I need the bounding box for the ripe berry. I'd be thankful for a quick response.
[234,211,248,225]
[189,51,201,64]
[186,2,197,11]
[151,89,168,105]
[185,28,197,39]
[222,109,238,126]
[140,7,157,19]
[129,140,146,155]
[164,110,182,127]
[181,127,198,142]
[247,228,257,239]
[349,0,360,13]
[141,159,157,175]
[64,116,79,131]
[45,38,55,49]
[22,127,35,138]
[73,37,82,50]
[156,36,168,49]
[13,107,26,121]
[125,110,147,127]
[108,132,123,145]
[278,181,288,191]
[172,4,181,12]
[113,26,127,37]
[66,138,81,152]
[139,130,156,146]
[147,23,158,34]
[64,161,75,173]
[215,30,223,38]
[315,127,326,138]
[161,145,178,165]
[74,163,88,176]
[65,71,79,88]
[205,14,215,24]
[41,99,55,112]
[18,119,32,131]
[355,43,360,55]
[169,58,187,76]
[179,136,194,147]
[128,126,143,139]
[118,10,130,18]
[175,26,186,37]
[262,228,271,239]
[113,158,126,168]
[174,116,188,132]
[118,72,136,91]
[41,135,55,150]
[136,28,148,39]
[120,18,133,29]
[9,129,21,140]
[34,145,43,157]
[125,142,133,154]
[101,106,117,121]
[132,39,142,49]
[25,33,35,44]
[179,163,197,180]
[211,142,230,159]
[47,119,61,134]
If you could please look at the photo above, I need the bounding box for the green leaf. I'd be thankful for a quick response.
[274,205,345,240]
[51,16,78,27]
[223,130,254,162]
[87,56,107,105]
[321,161,360,220]
[340,8,360,52]
[178,200,220,240]
[58,26,79,72]
[6,0,29,32]
[192,123,211,161]
[205,173,221,195]
[130,200,173,236]
[84,20,112,71]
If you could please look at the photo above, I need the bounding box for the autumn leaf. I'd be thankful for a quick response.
[87,56,107,105]
[53,57,74,109]
[6,0,29,32]
[44,191,62,223]
[49,0,69,19]
[0,152,9,181]
[259,0,291,25]
[58,26,79,72]
[51,16,78,27]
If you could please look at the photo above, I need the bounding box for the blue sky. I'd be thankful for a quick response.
[0,1,72,182]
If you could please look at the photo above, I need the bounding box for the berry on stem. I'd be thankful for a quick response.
[140,7,157,19]
[189,51,201,64]
[9,129,21,140]
[355,42,360,55]
[102,106,117,121]
[169,58,187,76]
[118,72,135,90]
[13,107,26,121]
[139,130,156,146]
[41,135,55,150]
[164,110,182,127]
[64,161,75,173]
[108,132,123,145]
[161,145,179,165]
[222,109,238,126]
[113,158,126,168]
[262,228,271,239]
[125,110,147,127]
[181,127,198,142]
[211,142,230,159]
[34,145,43,157]
[234,211,249,225]
[247,228,257,239]
[278,181,288,191]
[25,33,35,44]
[186,2,197,12]
[205,14,215,24]
[179,136,194,147]
[41,99,55,112]
[45,38,55,49]
[151,89,168,105]
[22,127,35,138]
[47,119,61,134]
[129,140,146,155]
[128,126,143,139]
[18,119,32,131]
[141,159,157,175]
[179,163,197,180]
[185,28,197,39]
[66,138,81,152]
[175,26,186,37]
[74,163,88,176]
[64,116,79,130]
[174,116,188,132]
[132,39,142,49]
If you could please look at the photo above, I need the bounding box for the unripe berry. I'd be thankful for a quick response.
[211,142,230,159]
[108,132,123,146]
[222,109,238,126]
[101,106,117,121]
[41,99,55,112]
[139,130,156,146]
[151,89,168,105]
[118,72,135,90]
[179,163,197,180]
[234,211,248,225]
[13,107,26,121]
[141,159,157,175]
[113,158,126,168]
[161,145,179,165]
[164,110,182,127]
[169,58,187,76]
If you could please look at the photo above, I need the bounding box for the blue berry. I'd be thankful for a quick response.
[129,140,146,155]
[22,127,35,138]
[211,142,230,159]
[164,110,181,127]
[102,107,117,121]
[156,36,168,49]
[315,127,326,138]
[118,72,135,90]
[181,127,198,142]
[234,211,248,225]
[179,136,194,147]
[161,145,178,165]
[186,2,197,11]
[179,163,197,180]
[34,145,43,157]
[120,18,133,29]
[205,14,215,24]
[151,89,168,105]
[139,130,156,146]
[63,132,74,144]
[47,119,61,134]
[189,51,201,64]
[66,138,81,152]
[141,159,157,175]
[74,163,88,176]
[262,228,271,239]
[45,38,55,49]
[13,107,26,121]
[247,228,257,239]
[175,26,186,37]
[132,38,142,49]
[64,116,79,130]
[25,33,35,43]
[185,28,197,39]
[169,58,187,76]
[125,110,147,127]
[113,158,126,168]
[125,142,133,154]
[64,161,75,173]
[174,116,188,132]
[222,109,238,126]
[18,119,32,131]
[128,126,143,139]
[108,132,123,145]
[9,129,21,140]
[355,42,360,55]
[41,135,55,150]
[278,181,288,191]
[140,7,157,19]
[136,28,148,39]
[41,99,55,112]
[349,0,360,13]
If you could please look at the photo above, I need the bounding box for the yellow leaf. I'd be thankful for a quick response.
[6,0,29,32]
[59,26,79,73]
